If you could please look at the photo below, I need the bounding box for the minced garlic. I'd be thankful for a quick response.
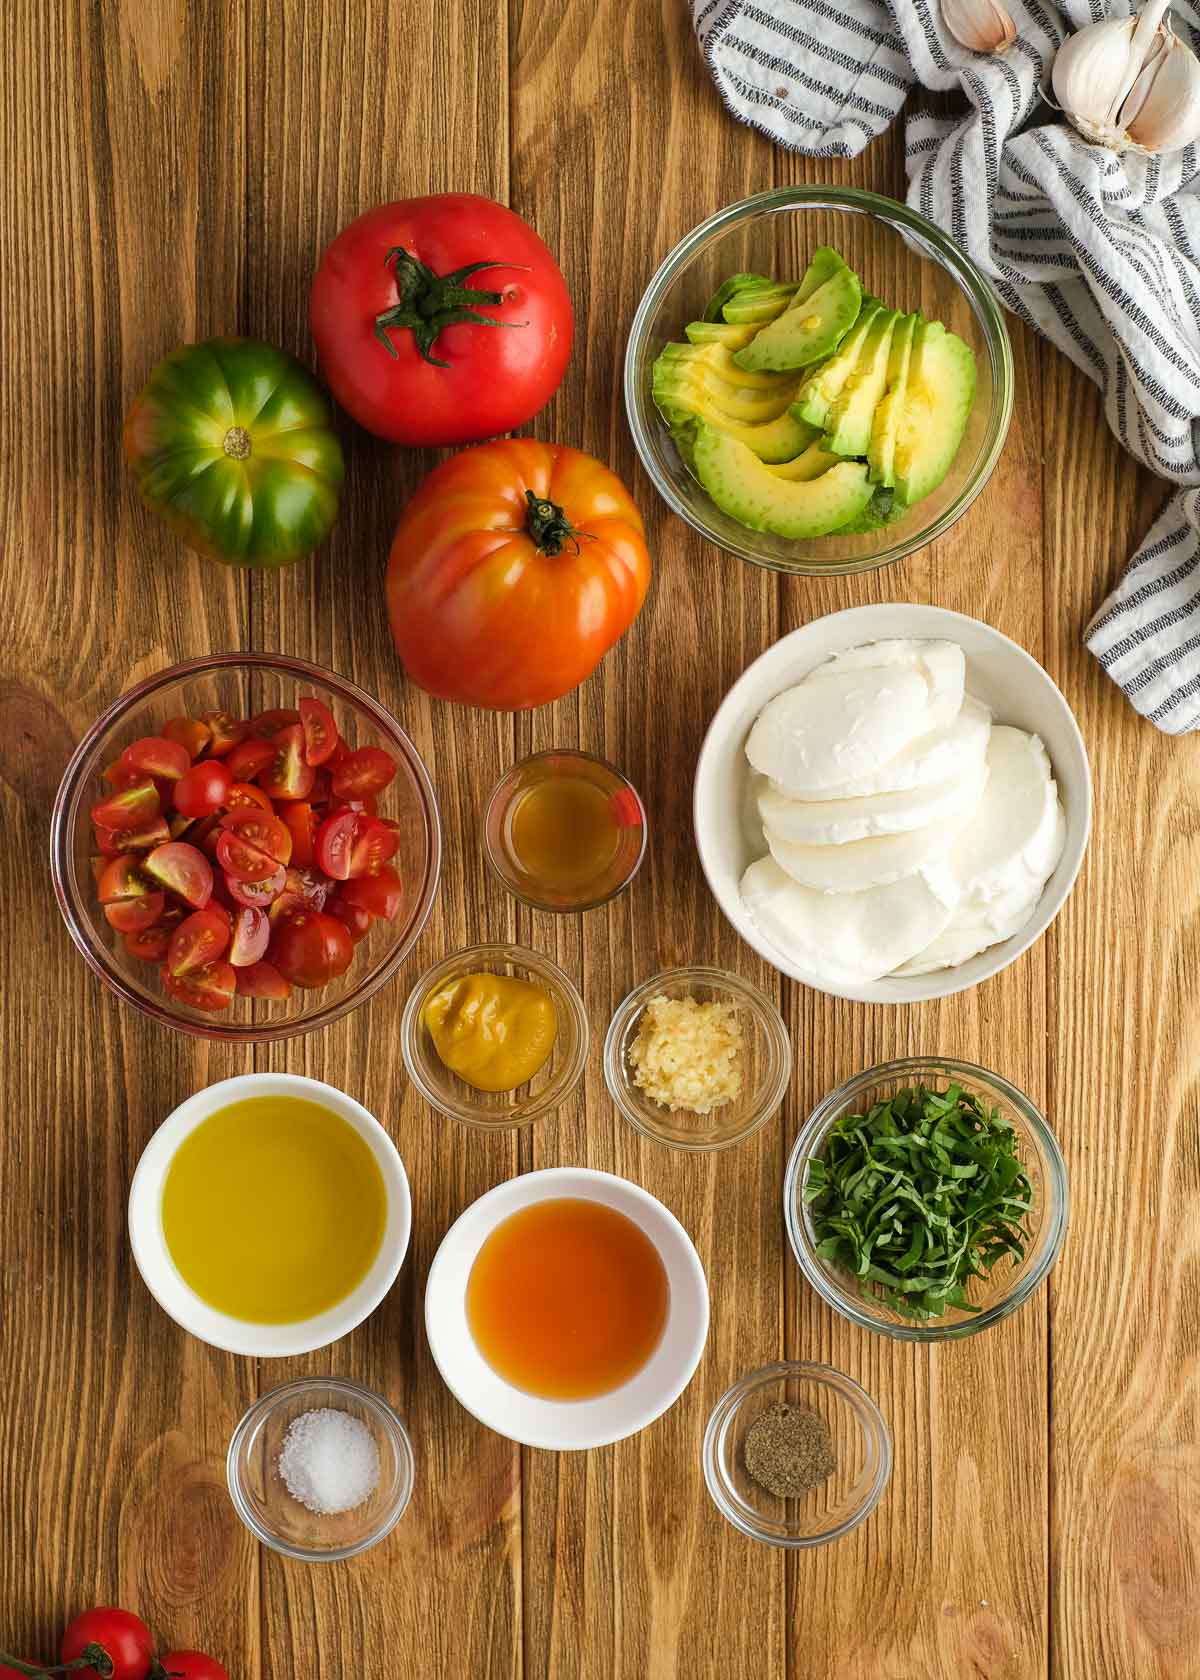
[627,994,744,1114]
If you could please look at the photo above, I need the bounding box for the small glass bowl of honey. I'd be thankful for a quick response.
[483,750,647,913]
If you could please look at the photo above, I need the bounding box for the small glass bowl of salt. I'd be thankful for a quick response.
[227,1377,415,1560]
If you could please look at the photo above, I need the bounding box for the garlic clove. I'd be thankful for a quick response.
[1105,0,1171,123]
[942,0,1016,54]
[1122,29,1200,153]
[1117,33,1170,128]
[1052,17,1140,134]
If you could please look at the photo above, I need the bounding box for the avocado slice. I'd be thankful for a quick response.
[684,320,759,349]
[691,422,874,539]
[722,283,798,325]
[654,365,797,426]
[837,485,909,534]
[867,312,917,486]
[733,266,863,373]
[822,307,900,458]
[793,246,847,303]
[702,272,771,323]
[659,342,799,394]
[893,321,977,505]
[791,299,882,431]
[665,399,816,465]
[766,440,843,482]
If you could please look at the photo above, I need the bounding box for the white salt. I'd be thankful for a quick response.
[277,1407,380,1515]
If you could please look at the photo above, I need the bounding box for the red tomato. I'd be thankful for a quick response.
[387,439,650,710]
[347,815,400,878]
[314,808,358,880]
[103,891,165,934]
[329,898,374,943]
[340,865,403,921]
[202,711,249,755]
[124,906,185,962]
[122,735,190,780]
[218,808,291,870]
[97,856,164,936]
[330,747,397,800]
[228,905,269,967]
[224,781,274,813]
[298,696,339,765]
[269,909,353,988]
[234,959,292,1000]
[157,1655,230,1680]
[280,800,317,867]
[224,865,287,908]
[259,724,315,800]
[93,822,126,856]
[119,816,172,850]
[225,738,275,780]
[173,759,232,819]
[248,706,300,738]
[144,841,213,908]
[61,1608,154,1680]
[162,715,211,758]
[310,193,572,446]
[167,909,231,977]
[161,960,237,1012]
[103,757,145,789]
[91,779,161,833]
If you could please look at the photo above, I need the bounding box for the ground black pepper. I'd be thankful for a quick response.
[743,1402,836,1498]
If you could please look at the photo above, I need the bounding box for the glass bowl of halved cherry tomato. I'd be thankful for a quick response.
[50,653,442,1041]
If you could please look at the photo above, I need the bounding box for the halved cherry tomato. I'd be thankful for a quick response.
[124,906,185,962]
[269,909,353,988]
[93,823,126,856]
[341,865,403,920]
[259,724,315,800]
[123,735,191,780]
[235,959,292,999]
[98,853,155,903]
[308,767,332,806]
[315,808,358,880]
[174,759,232,819]
[249,706,301,738]
[224,781,274,813]
[202,711,250,755]
[225,865,287,908]
[219,808,291,868]
[102,758,144,790]
[91,779,161,833]
[104,891,166,934]
[226,738,275,781]
[119,816,172,849]
[144,841,214,908]
[167,909,231,977]
[280,801,317,867]
[331,746,397,800]
[347,815,400,878]
[228,905,270,967]
[163,715,211,758]
[161,959,237,1011]
[329,898,374,943]
[299,696,339,766]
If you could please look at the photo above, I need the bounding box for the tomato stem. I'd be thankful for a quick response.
[373,247,529,368]
[0,1657,52,1678]
[523,490,584,558]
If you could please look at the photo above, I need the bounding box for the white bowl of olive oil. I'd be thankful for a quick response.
[128,1073,412,1357]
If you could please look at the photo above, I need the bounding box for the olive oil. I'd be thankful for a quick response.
[466,1197,669,1399]
[161,1095,386,1324]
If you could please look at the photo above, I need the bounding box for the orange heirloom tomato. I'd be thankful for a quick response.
[386,439,651,711]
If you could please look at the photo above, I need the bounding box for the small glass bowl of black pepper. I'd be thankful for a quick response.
[703,1361,891,1547]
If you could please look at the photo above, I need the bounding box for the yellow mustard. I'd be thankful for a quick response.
[421,972,558,1093]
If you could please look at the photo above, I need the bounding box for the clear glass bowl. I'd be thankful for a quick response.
[703,1361,891,1548]
[227,1377,415,1561]
[624,186,1013,576]
[49,652,441,1042]
[400,943,589,1130]
[604,966,791,1151]
[483,749,647,913]
[785,1057,1068,1341]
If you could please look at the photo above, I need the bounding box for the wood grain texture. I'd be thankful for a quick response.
[2,2,1198,1677]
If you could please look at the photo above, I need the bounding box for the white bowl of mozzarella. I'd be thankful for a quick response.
[694,605,1091,1003]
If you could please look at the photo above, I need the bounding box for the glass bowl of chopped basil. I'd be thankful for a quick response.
[784,1058,1068,1340]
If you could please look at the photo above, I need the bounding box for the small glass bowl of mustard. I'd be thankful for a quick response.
[604,966,792,1152]
[401,943,590,1130]
[483,749,647,913]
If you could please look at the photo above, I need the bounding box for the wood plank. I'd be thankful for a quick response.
[0,1,257,1669]
[508,3,785,1675]
[242,3,521,1677]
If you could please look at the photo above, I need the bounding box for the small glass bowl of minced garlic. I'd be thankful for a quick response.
[603,966,791,1151]
[702,1361,892,1548]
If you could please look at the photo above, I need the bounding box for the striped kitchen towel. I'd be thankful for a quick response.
[693,0,1200,734]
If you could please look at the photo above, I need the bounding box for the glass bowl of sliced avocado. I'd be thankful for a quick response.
[624,187,1013,576]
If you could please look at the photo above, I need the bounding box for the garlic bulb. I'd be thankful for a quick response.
[1052,0,1200,155]
[943,0,1016,54]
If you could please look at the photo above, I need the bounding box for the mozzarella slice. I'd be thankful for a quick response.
[804,695,992,801]
[891,728,1066,976]
[740,855,959,985]
[756,754,988,846]
[746,640,966,797]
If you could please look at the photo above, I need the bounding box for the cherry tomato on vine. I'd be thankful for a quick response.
[61,1607,154,1680]
[156,1654,230,1680]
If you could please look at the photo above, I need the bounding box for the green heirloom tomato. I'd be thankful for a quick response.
[123,337,344,567]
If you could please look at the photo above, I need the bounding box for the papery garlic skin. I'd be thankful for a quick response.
[1124,29,1200,151]
[943,0,1017,54]
[1052,0,1200,156]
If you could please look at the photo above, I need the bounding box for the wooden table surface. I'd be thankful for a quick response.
[4,3,1199,1677]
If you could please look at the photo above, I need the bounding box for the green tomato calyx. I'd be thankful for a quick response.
[524,491,579,558]
[374,247,528,368]
[223,426,252,461]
